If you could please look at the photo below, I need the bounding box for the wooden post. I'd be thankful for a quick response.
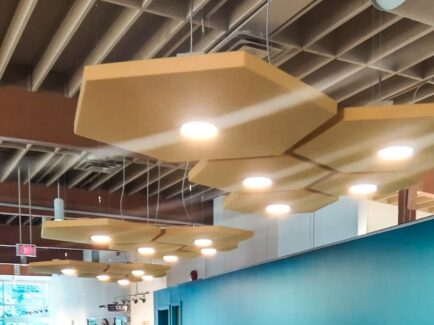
[398,185,418,224]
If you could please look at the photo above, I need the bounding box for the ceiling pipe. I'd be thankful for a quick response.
[373,0,434,26]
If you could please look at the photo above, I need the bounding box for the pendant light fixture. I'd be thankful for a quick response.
[54,181,64,221]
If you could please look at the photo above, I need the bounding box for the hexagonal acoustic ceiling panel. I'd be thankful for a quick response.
[294,104,434,174]
[223,190,338,215]
[75,51,337,162]
[188,155,330,193]
[29,260,169,280]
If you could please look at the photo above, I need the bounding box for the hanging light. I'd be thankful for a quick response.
[54,181,64,221]
[349,184,378,195]
[201,248,217,257]
[377,145,414,161]
[90,235,112,245]
[163,255,178,263]
[265,203,291,215]
[372,0,406,11]
[180,121,218,141]
[141,275,154,282]
[194,239,213,247]
[137,247,156,256]
[96,274,111,282]
[131,270,145,277]
[242,176,272,190]
[117,279,130,286]
[61,268,77,276]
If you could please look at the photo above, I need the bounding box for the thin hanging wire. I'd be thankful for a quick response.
[154,164,160,224]
[28,165,32,244]
[265,0,272,63]
[181,161,193,225]
[120,156,126,219]
[57,180,60,198]
[146,159,150,223]
[18,168,22,244]
[190,0,193,53]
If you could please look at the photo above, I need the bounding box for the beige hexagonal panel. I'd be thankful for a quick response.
[41,218,161,245]
[75,51,336,162]
[110,241,183,254]
[107,263,169,278]
[223,190,338,215]
[310,171,421,197]
[29,260,106,275]
[189,155,330,193]
[295,104,434,173]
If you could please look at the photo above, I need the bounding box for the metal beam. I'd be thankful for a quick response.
[0,145,31,182]
[66,2,152,97]
[87,159,134,191]
[127,167,174,195]
[100,0,142,9]
[25,149,59,184]
[148,170,184,196]
[45,152,87,186]
[6,215,18,225]
[165,182,200,199]
[67,171,93,189]
[0,0,38,79]
[109,164,153,193]
[31,0,95,91]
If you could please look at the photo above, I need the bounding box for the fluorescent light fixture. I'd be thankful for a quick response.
[61,268,77,276]
[141,275,154,282]
[242,176,272,190]
[349,184,378,195]
[96,274,110,282]
[201,248,217,257]
[372,0,406,11]
[137,247,156,256]
[163,255,178,263]
[90,235,112,245]
[180,121,218,141]
[265,203,291,215]
[194,239,213,247]
[378,145,414,161]
[131,270,145,277]
[117,279,130,286]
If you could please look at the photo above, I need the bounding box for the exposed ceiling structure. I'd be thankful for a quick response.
[0,0,433,230]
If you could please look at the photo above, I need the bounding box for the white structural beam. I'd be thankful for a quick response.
[0,0,38,79]
[31,0,95,91]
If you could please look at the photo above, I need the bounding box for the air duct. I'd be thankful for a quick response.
[373,0,434,26]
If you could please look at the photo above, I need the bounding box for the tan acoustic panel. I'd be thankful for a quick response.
[157,225,253,246]
[295,104,434,173]
[310,171,421,197]
[41,218,161,245]
[107,263,169,278]
[75,51,336,162]
[223,190,338,215]
[189,155,329,193]
[110,241,183,254]
[29,260,106,275]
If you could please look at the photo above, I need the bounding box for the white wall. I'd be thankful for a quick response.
[50,275,128,325]
[130,277,166,325]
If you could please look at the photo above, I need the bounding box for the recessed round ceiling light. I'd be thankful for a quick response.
[265,203,291,215]
[90,235,112,245]
[131,270,145,277]
[377,145,414,161]
[201,248,217,257]
[349,184,378,195]
[141,275,154,282]
[137,247,156,256]
[372,0,406,11]
[242,176,273,190]
[194,239,213,247]
[180,121,218,141]
[117,279,130,286]
[96,274,110,282]
[163,255,178,263]
[61,268,77,276]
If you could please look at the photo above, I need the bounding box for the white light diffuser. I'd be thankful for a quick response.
[378,145,414,161]
[163,255,178,263]
[349,184,378,195]
[194,239,213,247]
[265,203,291,215]
[242,176,273,190]
[180,121,218,141]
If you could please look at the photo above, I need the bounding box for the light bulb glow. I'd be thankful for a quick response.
[117,279,130,286]
[163,255,178,263]
[201,248,217,256]
[265,204,291,215]
[242,176,272,190]
[349,184,378,195]
[194,239,213,247]
[90,235,112,245]
[61,268,77,276]
[137,247,156,256]
[142,275,154,281]
[96,274,110,282]
[378,145,414,161]
[180,121,218,141]
[131,270,145,277]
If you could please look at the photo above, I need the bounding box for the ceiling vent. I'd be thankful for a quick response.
[75,159,123,174]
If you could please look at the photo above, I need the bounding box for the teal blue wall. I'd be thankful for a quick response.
[155,217,434,325]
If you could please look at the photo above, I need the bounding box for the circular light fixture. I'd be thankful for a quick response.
[96,274,110,282]
[194,239,213,248]
[180,121,218,141]
[137,247,156,256]
[265,203,291,215]
[117,279,130,286]
[372,0,406,11]
[201,248,217,257]
[61,268,77,276]
[242,176,272,190]
[141,275,154,282]
[349,184,378,195]
[131,270,145,277]
[163,255,178,263]
[377,145,414,161]
[90,235,112,245]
